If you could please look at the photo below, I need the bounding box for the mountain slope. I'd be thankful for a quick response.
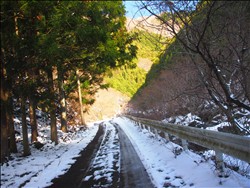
[126,2,250,134]
[126,15,174,37]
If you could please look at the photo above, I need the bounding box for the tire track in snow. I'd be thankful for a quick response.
[111,121,154,188]
[80,122,120,188]
[48,124,104,188]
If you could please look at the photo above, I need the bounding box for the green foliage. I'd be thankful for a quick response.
[141,36,184,88]
[104,29,168,97]
[104,65,146,97]
[0,0,138,158]
[132,29,165,63]
[1,0,136,107]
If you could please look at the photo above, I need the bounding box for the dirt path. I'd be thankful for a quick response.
[48,121,154,188]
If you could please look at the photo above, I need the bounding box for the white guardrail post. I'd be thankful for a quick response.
[181,139,188,151]
[215,150,225,174]
[125,115,250,167]
[164,132,170,142]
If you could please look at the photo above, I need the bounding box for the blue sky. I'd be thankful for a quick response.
[123,1,151,18]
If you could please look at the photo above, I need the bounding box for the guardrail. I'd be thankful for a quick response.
[125,115,250,168]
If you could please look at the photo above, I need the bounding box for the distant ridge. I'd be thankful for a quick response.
[126,15,175,37]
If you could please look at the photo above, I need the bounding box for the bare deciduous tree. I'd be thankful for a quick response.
[138,1,250,133]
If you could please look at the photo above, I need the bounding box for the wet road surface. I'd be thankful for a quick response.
[114,122,154,188]
[48,121,154,188]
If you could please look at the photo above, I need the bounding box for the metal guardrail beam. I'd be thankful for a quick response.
[125,115,250,163]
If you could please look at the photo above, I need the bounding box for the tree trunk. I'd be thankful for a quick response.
[223,107,241,134]
[48,68,58,144]
[5,8,19,154]
[58,69,67,132]
[29,96,38,142]
[21,95,31,156]
[1,61,9,163]
[7,93,17,153]
[76,69,86,126]
[50,104,58,144]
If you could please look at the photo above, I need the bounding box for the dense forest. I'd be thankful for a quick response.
[1,1,136,163]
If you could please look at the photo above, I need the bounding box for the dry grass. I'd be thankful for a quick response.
[137,58,153,72]
[84,88,130,123]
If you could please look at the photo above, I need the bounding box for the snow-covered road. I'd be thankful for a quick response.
[1,117,249,188]
[80,122,120,187]
[55,120,153,188]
